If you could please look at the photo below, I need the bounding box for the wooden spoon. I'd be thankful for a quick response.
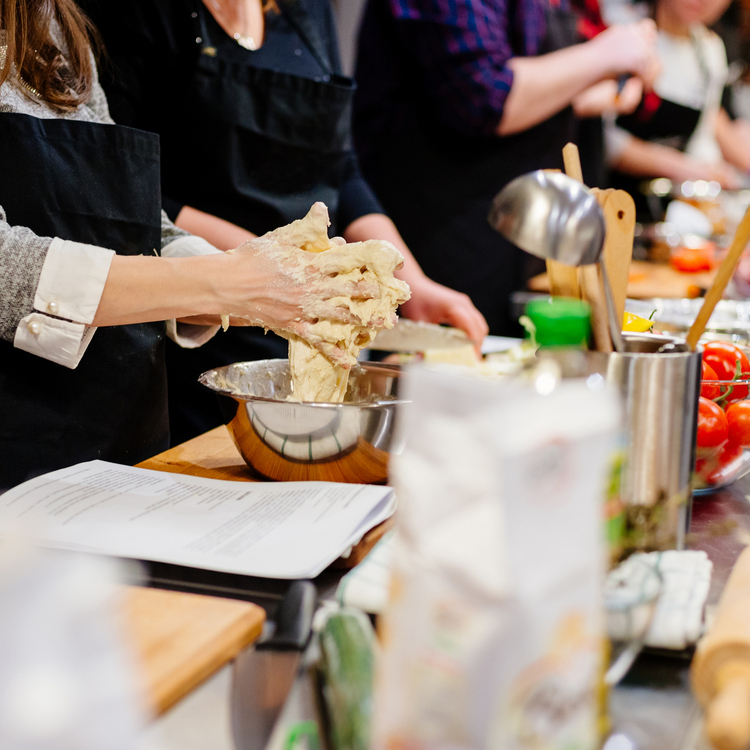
[562,142,613,352]
[686,204,750,351]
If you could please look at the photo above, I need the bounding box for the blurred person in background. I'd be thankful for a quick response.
[81,0,489,446]
[351,0,658,336]
[608,0,750,190]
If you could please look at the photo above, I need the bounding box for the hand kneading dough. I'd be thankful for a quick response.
[266,203,410,402]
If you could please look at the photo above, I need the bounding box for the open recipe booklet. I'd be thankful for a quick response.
[0,461,396,579]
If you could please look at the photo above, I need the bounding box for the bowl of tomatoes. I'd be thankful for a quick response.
[695,340,750,493]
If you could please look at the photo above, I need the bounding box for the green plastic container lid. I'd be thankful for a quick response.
[525,297,591,348]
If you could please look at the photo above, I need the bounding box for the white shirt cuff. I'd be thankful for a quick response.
[13,238,113,368]
[34,237,115,325]
[167,319,220,348]
[14,313,96,369]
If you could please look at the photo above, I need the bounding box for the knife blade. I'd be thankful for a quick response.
[231,580,317,750]
[367,318,470,352]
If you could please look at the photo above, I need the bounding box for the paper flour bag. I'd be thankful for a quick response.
[374,366,621,750]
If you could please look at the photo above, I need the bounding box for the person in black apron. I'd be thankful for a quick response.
[608,2,746,210]
[83,0,488,446]
[352,0,658,336]
[0,0,370,488]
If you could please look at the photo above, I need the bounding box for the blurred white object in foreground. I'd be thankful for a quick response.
[0,541,145,749]
[374,366,621,750]
[606,550,712,650]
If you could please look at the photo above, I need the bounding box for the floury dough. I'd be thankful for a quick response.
[265,203,410,402]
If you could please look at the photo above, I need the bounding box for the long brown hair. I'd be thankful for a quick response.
[0,0,98,111]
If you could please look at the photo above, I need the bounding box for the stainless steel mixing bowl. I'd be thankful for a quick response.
[199,359,405,483]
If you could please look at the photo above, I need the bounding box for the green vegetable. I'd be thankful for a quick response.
[318,609,375,750]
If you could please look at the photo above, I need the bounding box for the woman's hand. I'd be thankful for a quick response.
[498,20,658,135]
[221,235,374,334]
[610,135,742,190]
[400,273,489,346]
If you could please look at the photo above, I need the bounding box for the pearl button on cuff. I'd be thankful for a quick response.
[48,301,59,315]
[28,321,41,335]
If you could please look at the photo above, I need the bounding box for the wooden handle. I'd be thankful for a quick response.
[706,675,750,750]
[561,142,612,351]
[687,204,750,350]
[562,142,584,183]
[546,259,581,298]
[578,265,613,352]
[693,549,750,708]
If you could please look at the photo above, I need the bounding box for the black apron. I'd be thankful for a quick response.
[0,113,167,489]
[616,95,702,152]
[358,4,579,337]
[159,0,356,235]
[164,0,358,445]
[612,93,702,220]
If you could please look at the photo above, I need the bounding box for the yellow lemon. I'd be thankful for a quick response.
[622,312,654,332]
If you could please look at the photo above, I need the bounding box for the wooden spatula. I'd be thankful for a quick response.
[593,188,636,330]
[562,142,613,352]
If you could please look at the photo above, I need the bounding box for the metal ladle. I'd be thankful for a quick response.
[489,170,624,352]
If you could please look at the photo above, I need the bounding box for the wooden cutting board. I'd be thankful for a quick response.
[137,426,392,568]
[529,259,717,300]
[122,585,265,716]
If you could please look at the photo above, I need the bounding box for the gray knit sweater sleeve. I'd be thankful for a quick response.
[0,206,50,342]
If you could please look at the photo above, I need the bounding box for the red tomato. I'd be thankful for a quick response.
[703,341,750,379]
[701,361,721,400]
[670,246,713,273]
[727,401,750,446]
[703,341,750,402]
[697,396,729,450]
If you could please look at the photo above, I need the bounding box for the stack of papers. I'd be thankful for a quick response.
[0,461,396,579]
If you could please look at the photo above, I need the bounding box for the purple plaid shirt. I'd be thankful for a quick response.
[354,0,555,138]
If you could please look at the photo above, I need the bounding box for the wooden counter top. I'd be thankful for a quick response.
[528,259,717,300]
